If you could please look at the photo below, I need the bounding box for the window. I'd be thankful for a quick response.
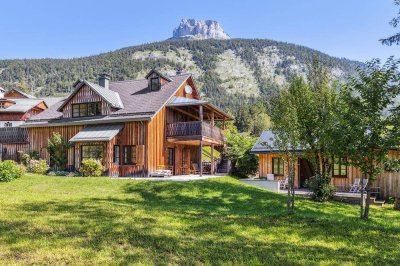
[0,103,4,109]
[150,77,160,91]
[167,148,174,166]
[113,145,120,165]
[4,122,12,127]
[81,145,103,161]
[333,157,347,177]
[272,158,284,175]
[123,145,136,165]
[72,102,101,117]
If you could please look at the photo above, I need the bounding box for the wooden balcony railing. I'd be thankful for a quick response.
[0,127,28,143]
[166,121,224,142]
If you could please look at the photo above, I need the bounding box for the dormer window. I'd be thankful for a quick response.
[150,77,160,91]
[0,102,4,109]
[4,122,12,127]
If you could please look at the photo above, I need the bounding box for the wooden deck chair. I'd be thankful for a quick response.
[190,163,200,174]
[357,179,368,193]
[349,178,360,193]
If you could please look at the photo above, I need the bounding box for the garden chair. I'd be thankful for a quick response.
[280,177,289,189]
[349,178,360,193]
[190,163,200,174]
[356,179,368,193]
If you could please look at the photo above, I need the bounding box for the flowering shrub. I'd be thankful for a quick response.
[27,159,49,175]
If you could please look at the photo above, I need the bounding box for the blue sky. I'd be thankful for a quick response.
[0,0,398,61]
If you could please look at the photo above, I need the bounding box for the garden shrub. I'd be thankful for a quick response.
[0,160,25,182]
[18,150,40,166]
[307,173,335,202]
[47,171,76,177]
[27,159,49,175]
[79,159,103,177]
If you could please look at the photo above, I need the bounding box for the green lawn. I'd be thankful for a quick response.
[0,175,400,265]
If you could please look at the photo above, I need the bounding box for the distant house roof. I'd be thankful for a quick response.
[0,87,5,93]
[251,130,303,154]
[42,97,65,107]
[5,89,36,99]
[0,99,45,113]
[70,124,123,142]
[24,73,193,127]
[57,80,124,111]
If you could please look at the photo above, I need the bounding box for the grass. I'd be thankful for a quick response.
[0,175,400,265]
[202,146,221,162]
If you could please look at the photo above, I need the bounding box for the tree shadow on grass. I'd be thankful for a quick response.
[1,178,399,264]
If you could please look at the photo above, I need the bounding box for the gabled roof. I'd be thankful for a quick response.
[57,80,124,111]
[5,89,36,99]
[0,99,45,113]
[145,69,173,82]
[251,130,302,154]
[0,87,5,93]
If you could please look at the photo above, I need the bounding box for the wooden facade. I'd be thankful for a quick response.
[258,151,400,198]
[24,71,230,177]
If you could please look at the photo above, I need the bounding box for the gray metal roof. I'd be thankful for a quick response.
[0,99,44,113]
[251,130,303,154]
[167,96,208,106]
[70,124,123,142]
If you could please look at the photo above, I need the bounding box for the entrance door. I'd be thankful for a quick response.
[167,148,175,174]
[298,158,314,188]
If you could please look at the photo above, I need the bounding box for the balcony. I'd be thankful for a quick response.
[166,121,224,144]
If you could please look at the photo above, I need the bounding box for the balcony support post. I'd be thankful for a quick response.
[211,144,215,174]
[199,105,203,176]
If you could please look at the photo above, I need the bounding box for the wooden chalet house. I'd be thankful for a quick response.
[0,88,50,161]
[23,70,231,177]
[251,130,400,199]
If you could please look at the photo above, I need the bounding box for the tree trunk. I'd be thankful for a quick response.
[395,198,400,211]
[360,177,364,219]
[363,180,372,219]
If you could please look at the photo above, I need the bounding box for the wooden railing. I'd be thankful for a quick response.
[166,121,224,142]
[0,127,28,143]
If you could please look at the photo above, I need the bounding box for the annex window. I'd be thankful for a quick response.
[72,102,101,117]
[150,77,160,91]
[81,145,103,161]
[123,145,136,165]
[272,158,284,176]
[113,145,120,165]
[333,157,347,177]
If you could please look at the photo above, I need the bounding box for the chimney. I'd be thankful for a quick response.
[176,67,182,75]
[99,73,110,89]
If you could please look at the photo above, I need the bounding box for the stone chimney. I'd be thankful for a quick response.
[99,73,110,89]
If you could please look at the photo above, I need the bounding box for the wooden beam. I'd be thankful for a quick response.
[169,107,199,121]
[211,144,214,174]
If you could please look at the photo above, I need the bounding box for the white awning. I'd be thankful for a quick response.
[70,124,123,142]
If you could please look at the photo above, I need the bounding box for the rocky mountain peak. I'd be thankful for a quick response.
[171,19,230,40]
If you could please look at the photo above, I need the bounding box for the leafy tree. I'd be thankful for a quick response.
[269,86,300,212]
[381,0,400,45]
[335,58,400,217]
[268,56,340,201]
[46,132,73,170]
[225,125,259,178]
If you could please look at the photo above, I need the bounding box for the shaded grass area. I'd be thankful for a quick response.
[0,174,399,265]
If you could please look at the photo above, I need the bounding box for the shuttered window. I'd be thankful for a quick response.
[113,145,120,165]
[123,145,136,165]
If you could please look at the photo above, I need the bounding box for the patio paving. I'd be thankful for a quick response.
[112,174,225,182]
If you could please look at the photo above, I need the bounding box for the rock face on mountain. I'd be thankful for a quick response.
[172,19,230,40]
